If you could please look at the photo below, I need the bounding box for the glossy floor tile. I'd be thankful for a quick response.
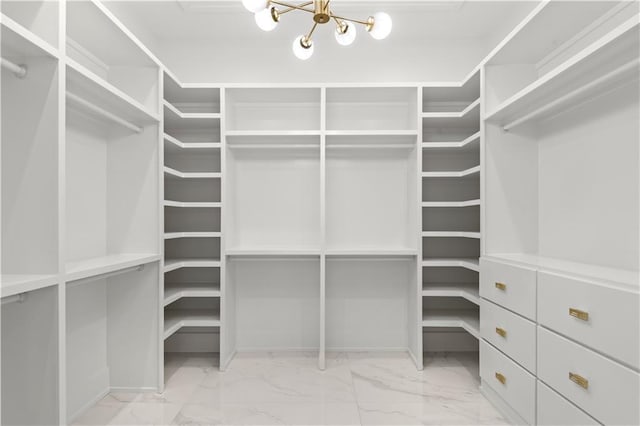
[72,352,508,426]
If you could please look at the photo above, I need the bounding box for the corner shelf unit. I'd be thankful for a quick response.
[161,71,223,378]
[421,72,482,351]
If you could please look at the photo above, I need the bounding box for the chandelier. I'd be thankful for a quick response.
[242,0,392,60]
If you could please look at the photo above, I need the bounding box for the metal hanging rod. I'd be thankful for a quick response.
[66,92,143,134]
[503,59,640,132]
[1,292,28,306]
[67,264,145,288]
[1,57,27,78]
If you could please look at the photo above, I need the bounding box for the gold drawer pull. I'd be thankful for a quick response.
[495,282,507,291]
[495,327,507,338]
[495,372,506,385]
[569,308,589,321]
[569,372,589,389]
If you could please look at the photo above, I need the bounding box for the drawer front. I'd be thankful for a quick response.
[537,381,599,426]
[537,327,640,425]
[480,340,536,425]
[480,299,536,373]
[538,271,640,370]
[480,258,536,320]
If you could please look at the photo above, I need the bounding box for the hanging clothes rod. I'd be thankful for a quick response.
[67,264,145,288]
[1,57,27,78]
[66,92,143,134]
[1,292,28,305]
[503,58,640,132]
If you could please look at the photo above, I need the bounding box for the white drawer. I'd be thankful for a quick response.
[538,271,640,370]
[480,299,536,373]
[537,381,599,426]
[480,340,536,425]
[480,258,536,320]
[537,327,640,425]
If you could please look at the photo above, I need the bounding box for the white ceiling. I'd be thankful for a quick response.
[104,0,537,43]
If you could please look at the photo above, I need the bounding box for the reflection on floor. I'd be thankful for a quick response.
[73,351,507,425]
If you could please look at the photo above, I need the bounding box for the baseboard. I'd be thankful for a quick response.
[109,386,158,393]
[220,349,237,372]
[480,380,528,425]
[67,387,110,424]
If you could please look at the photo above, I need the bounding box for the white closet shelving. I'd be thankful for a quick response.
[480,2,639,424]
[421,72,481,351]
[1,5,60,425]
[2,1,162,424]
[162,72,222,377]
[65,1,161,422]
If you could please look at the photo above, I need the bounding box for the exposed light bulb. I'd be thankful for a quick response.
[292,35,314,60]
[334,21,357,46]
[254,7,278,31]
[368,12,392,40]
[242,0,268,13]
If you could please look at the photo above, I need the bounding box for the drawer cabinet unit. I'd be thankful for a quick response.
[536,381,599,426]
[537,327,640,425]
[480,340,536,425]
[480,258,536,320]
[480,299,536,373]
[537,271,640,370]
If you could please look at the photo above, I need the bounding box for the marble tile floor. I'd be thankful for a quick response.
[72,352,508,426]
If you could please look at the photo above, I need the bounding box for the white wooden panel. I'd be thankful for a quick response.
[480,299,536,373]
[479,258,536,320]
[538,271,639,370]
[537,327,640,425]
[233,259,320,350]
[326,259,411,350]
[537,381,599,426]
[480,340,536,425]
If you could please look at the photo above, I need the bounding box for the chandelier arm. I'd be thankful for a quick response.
[305,21,319,40]
[270,0,314,14]
[277,1,313,15]
[328,13,370,26]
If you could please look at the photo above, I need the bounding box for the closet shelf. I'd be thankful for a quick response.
[164,134,221,152]
[421,101,480,128]
[422,283,480,305]
[1,13,59,59]
[164,104,221,132]
[226,130,321,137]
[422,309,480,339]
[164,258,221,273]
[422,166,480,178]
[422,132,480,149]
[164,200,221,208]
[422,258,480,272]
[164,166,221,180]
[65,253,160,283]
[483,253,639,291]
[164,283,221,306]
[325,248,418,257]
[421,98,480,118]
[422,231,480,239]
[422,199,480,208]
[485,16,639,129]
[325,130,418,136]
[1,274,59,299]
[163,100,221,119]
[66,59,160,124]
[164,232,221,239]
[226,248,321,257]
[164,309,220,339]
